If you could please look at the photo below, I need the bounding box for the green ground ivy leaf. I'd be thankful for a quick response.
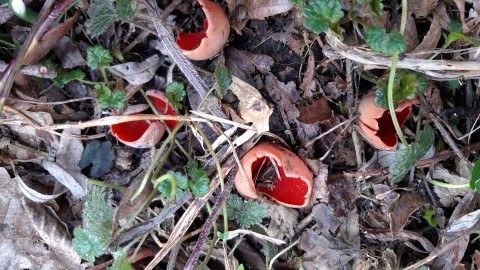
[186,160,210,197]
[79,140,115,178]
[157,170,188,200]
[85,0,117,38]
[93,84,127,109]
[374,71,428,109]
[303,0,344,34]
[72,227,104,265]
[214,65,232,97]
[365,27,407,56]
[53,70,86,88]
[422,209,438,227]
[165,81,185,109]
[116,0,137,21]
[391,125,435,183]
[108,248,135,270]
[87,44,113,69]
[469,160,480,191]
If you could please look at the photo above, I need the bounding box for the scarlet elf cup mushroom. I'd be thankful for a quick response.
[358,92,419,151]
[234,143,314,208]
[176,0,230,60]
[111,90,178,148]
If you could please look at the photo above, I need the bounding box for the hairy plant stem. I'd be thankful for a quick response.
[268,239,300,270]
[87,178,127,191]
[131,122,184,201]
[387,0,409,148]
[100,67,111,88]
[152,173,178,200]
[194,202,218,270]
[420,174,470,189]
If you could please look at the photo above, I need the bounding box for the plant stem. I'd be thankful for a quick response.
[387,53,409,147]
[87,178,127,191]
[130,122,184,201]
[0,39,15,48]
[268,239,300,270]
[100,67,111,88]
[399,0,408,35]
[152,173,178,200]
[424,177,469,189]
[194,202,218,270]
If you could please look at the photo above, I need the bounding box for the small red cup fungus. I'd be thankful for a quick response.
[176,0,230,60]
[234,143,314,208]
[358,92,419,151]
[111,90,178,148]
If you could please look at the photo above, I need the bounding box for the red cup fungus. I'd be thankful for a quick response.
[234,143,314,208]
[176,0,230,60]
[111,90,178,148]
[358,92,419,151]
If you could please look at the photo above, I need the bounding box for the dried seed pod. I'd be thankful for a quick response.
[358,92,419,151]
[234,143,313,208]
[176,0,230,60]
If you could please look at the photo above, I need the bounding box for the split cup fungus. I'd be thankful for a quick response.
[358,92,419,151]
[176,0,230,60]
[234,143,313,208]
[111,90,178,148]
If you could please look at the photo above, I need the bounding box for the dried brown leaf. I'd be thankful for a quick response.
[433,165,470,207]
[39,160,86,199]
[409,0,438,18]
[229,76,272,132]
[264,72,300,121]
[411,11,442,58]
[389,192,427,237]
[108,55,163,85]
[244,0,293,20]
[298,98,333,124]
[54,36,87,69]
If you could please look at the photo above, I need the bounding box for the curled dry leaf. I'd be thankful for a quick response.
[244,0,293,20]
[229,76,272,132]
[108,55,163,85]
[358,92,419,151]
[176,0,230,60]
[111,90,178,148]
[234,143,313,208]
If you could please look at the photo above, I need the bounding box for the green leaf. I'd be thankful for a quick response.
[365,27,407,56]
[165,81,185,109]
[303,0,344,34]
[374,71,428,109]
[186,160,210,197]
[469,160,480,191]
[214,65,232,97]
[108,248,135,270]
[93,84,127,109]
[422,209,438,227]
[238,264,245,270]
[450,20,463,33]
[72,227,104,265]
[368,0,383,16]
[85,0,117,38]
[82,186,114,242]
[444,80,462,90]
[40,59,58,70]
[157,170,188,200]
[225,194,267,228]
[78,140,115,178]
[290,0,304,7]
[53,70,86,88]
[87,44,113,69]
[442,31,480,49]
[390,125,435,182]
[217,231,229,240]
[116,0,137,21]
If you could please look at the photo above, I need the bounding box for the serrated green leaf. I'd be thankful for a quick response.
[165,81,185,109]
[87,44,113,69]
[374,71,428,109]
[369,0,383,16]
[111,90,128,109]
[93,84,127,109]
[85,0,117,38]
[365,27,407,56]
[116,0,137,21]
[72,227,104,265]
[225,194,267,228]
[40,59,58,70]
[157,170,188,200]
[391,126,435,182]
[186,160,210,197]
[226,194,244,218]
[469,160,480,191]
[79,140,115,178]
[108,248,135,270]
[303,0,344,34]
[214,65,232,97]
[53,70,86,88]
[82,186,114,242]
[422,209,438,227]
